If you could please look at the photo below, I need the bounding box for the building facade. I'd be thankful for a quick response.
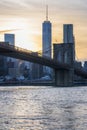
[63,24,74,44]
[42,6,52,58]
[4,34,19,77]
[84,61,87,72]
[0,56,7,76]
[4,34,15,46]
[53,43,75,86]
[0,42,9,76]
[42,21,52,58]
[53,43,75,65]
[63,24,75,61]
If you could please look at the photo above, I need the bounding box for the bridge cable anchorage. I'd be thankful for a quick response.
[0,41,75,64]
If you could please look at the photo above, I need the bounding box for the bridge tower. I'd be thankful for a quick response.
[53,43,75,87]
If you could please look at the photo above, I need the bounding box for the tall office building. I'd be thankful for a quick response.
[42,5,52,58]
[63,24,74,44]
[84,61,87,72]
[42,6,52,76]
[0,55,7,76]
[63,24,75,61]
[0,42,11,76]
[4,34,15,46]
[4,34,18,76]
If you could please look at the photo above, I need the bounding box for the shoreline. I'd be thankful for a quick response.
[0,81,87,87]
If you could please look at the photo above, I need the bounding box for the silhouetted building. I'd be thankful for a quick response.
[63,24,74,44]
[0,42,9,76]
[4,34,15,46]
[42,6,52,58]
[31,63,43,79]
[4,33,15,62]
[84,61,87,72]
[42,6,52,76]
[7,59,14,68]
[74,61,82,69]
[63,24,75,61]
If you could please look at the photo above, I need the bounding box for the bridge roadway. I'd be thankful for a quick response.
[0,42,87,78]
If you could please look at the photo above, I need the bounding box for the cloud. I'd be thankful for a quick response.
[0,0,87,60]
[0,0,87,20]
[0,0,44,17]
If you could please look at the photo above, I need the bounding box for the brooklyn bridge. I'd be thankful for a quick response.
[0,42,87,86]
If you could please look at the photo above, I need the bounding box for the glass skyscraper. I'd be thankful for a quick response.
[63,24,74,44]
[63,24,75,61]
[42,5,52,58]
[42,6,52,75]
[4,34,15,46]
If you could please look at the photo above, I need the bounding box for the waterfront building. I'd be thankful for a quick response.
[63,24,75,61]
[0,56,7,76]
[29,52,43,80]
[53,43,75,85]
[84,61,87,72]
[4,34,19,77]
[53,43,74,65]
[0,42,9,76]
[42,6,52,75]
[4,33,15,62]
[74,61,83,81]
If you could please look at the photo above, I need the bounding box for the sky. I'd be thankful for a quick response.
[0,0,87,61]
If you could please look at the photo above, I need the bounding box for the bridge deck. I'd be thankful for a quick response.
[0,42,87,78]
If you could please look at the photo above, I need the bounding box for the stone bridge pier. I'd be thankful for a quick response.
[55,68,74,87]
[53,43,75,87]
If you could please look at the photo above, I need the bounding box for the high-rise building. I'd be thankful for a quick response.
[4,34,19,77]
[84,61,87,72]
[63,24,74,44]
[53,43,74,65]
[4,33,15,62]
[0,42,10,76]
[42,5,52,58]
[63,24,75,61]
[4,34,15,46]
[0,55,7,76]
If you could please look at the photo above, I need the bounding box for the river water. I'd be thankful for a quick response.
[0,86,87,130]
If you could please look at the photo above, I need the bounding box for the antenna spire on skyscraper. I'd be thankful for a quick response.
[46,5,48,21]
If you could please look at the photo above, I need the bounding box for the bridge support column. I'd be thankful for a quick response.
[55,68,74,87]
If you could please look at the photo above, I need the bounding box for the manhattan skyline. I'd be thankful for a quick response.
[0,0,87,61]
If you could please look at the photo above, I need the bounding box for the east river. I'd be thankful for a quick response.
[0,86,87,130]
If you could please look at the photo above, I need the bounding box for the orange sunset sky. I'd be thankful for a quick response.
[0,0,87,61]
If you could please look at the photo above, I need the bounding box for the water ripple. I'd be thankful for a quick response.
[0,86,87,130]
